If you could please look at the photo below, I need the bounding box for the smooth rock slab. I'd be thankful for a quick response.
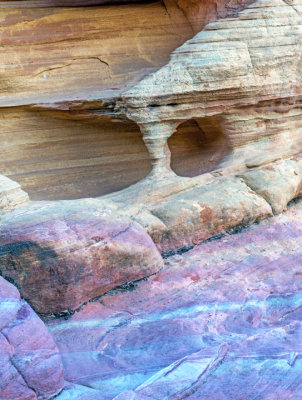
[0,199,163,314]
[0,276,64,400]
[48,199,302,399]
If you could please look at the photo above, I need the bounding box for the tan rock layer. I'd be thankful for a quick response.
[0,1,192,106]
[0,0,255,106]
[0,107,152,200]
[121,0,302,179]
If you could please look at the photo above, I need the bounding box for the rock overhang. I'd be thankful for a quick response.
[121,0,302,121]
[0,0,302,316]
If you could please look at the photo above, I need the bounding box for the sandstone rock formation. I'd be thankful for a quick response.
[121,0,302,178]
[47,199,302,399]
[0,0,254,201]
[1,0,302,309]
[0,199,163,314]
[0,1,302,398]
[0,276,64,399]
[240,156,302,213]
[104,0,302,252]
[134,177,273,253]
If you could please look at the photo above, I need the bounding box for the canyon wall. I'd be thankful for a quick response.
[1,0,302,301]
[0,0,254,200]
[0,1,302,398]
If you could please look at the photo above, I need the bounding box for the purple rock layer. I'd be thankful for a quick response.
[0,277,64,400]
[48,199,302,399]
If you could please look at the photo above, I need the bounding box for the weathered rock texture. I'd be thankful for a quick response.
[0,199,163,314]
[240,156,302,213]
[0,1,302,398]
[0,108,151,200]
[0,0,255,200]
[0,276,64,399]
[121,0,302,178]
[100,0,302,253]
[0,0,257,105]
[129,156,302,252]
[0,1,191,106]
[47,199,302,399]
[1,0,302,309]
[135,177,273,253]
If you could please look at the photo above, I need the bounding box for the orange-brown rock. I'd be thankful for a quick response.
[177,0,256,33]
[0,107,151,200]
[0,0,258,200]
[0,1,194,107]
[1,0,302,257]
[0,0,256,110]
[1,1,302,399]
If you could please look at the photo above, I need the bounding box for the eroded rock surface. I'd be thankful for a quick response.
[0,199,163,314]
[0,0,301,315]
[47,199,302,399]
[0,276,64,399]
[0,0,255,107]
[122,0,302,178]
[240,157,302,213]
[2,0,301,246]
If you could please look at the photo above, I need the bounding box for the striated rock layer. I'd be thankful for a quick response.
[0,1,301,398]
[0,276,64,399]
[104,0,302,253]
[121,0,302,177]
[1,0,302,314]
[0,0,255,200]
[0,199,163,314]
[47,199,302,399]
[0,0,256,107]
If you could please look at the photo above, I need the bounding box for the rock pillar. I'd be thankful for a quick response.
[139,121,177,178]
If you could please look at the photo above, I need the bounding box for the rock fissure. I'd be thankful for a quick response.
[32,56,112,79]
[174,344,229,400]
[7,354,39,398]
[40,272,157,321]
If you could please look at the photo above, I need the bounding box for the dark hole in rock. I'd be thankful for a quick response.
[168,117,230,177]
[0,107,152,200]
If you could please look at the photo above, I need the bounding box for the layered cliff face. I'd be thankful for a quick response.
[1,0,302,298]
[122,0,302,172]
[0,0,255,200]
[1,1,302,398]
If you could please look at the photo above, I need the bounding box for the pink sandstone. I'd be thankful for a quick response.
[47,199,302,399]
[0,199,163,314]
[0,276,64,399]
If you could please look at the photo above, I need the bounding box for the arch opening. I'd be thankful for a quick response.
[168,117,229,177]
